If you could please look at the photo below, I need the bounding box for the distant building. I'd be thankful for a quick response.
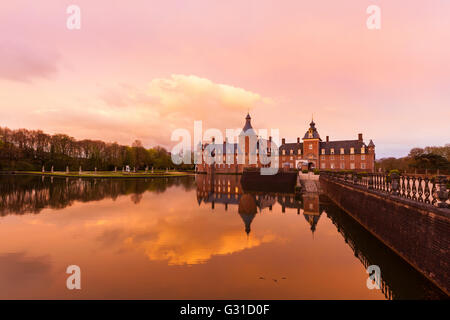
[196,114,376,173]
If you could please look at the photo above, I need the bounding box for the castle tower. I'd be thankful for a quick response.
[239,113,258,168]
[302,119,321,170]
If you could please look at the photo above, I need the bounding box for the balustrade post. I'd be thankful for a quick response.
[434,176,449,208]
[391,172,400,196]
[368,174,374,189]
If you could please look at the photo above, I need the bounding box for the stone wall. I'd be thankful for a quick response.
[320,176,450,296]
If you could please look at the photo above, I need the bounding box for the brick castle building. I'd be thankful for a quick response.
[196,114,375,173]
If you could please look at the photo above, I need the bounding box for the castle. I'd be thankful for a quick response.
[195,113,375,173]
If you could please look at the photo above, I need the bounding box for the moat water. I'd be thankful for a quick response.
[0,174,445,299]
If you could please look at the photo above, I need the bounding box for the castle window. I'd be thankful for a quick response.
[331,156,334,160]
[350,163,355,169]
[350,147,354,154]
[331,163,335,169]
[350,155,355,160]
[340,163,345,169]
[321,163,325,169]
[321,156,325,160]
[309,144,312,150]
[361,163,366,169]
[361,155,365,160]
[340,148,344,154]
[331,148,335,154]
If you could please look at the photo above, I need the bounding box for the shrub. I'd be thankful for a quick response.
[388,169,400,176]
[313,169,320,175]
[302,169,309,174]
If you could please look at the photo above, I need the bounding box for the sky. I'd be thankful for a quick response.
[0,0,449,158]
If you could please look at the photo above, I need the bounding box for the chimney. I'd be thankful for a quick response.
[326,136,329,142]
[358,133,363,142]
[269,136,272,142]
[297,137,300,143]
[282,138,286,145]
[212,137,215,143]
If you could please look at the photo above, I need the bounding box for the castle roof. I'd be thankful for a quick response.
[279,139,372,155]
[279,143,303,153]
[319,140,367,155]
[241,113,257,136]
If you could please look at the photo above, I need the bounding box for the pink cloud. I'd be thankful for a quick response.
[0,41,59,82]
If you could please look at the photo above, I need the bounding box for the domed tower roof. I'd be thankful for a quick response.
[303,118,321,140]
[240,113,257,136]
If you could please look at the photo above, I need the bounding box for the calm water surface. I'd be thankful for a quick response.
[0,174,445,299]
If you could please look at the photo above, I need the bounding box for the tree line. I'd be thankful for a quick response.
[0,127,193,171]
[375,144,450,174]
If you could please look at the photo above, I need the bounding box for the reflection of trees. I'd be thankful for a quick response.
[322,197,447,300]
[0,175,195,216]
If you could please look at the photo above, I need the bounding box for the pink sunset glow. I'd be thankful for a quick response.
[0,0,449,158]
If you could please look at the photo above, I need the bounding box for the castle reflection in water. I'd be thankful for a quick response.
[196,174,323,236]
[0,174,446,299]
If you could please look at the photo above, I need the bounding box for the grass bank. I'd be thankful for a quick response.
[8,171,194,179]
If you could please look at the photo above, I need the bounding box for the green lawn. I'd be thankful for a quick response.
[18,170,194,179]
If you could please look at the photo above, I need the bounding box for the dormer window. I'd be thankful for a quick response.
[298,149,301,155]
[290,149,293,155]
[361,147,365,154]
[340,148,344,154]
[350,147,355,154]
[321,149,325,155]
[331,148,334,154]
[282,150,286,155]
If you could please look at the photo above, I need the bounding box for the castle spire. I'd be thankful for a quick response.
[241,112,256,135]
